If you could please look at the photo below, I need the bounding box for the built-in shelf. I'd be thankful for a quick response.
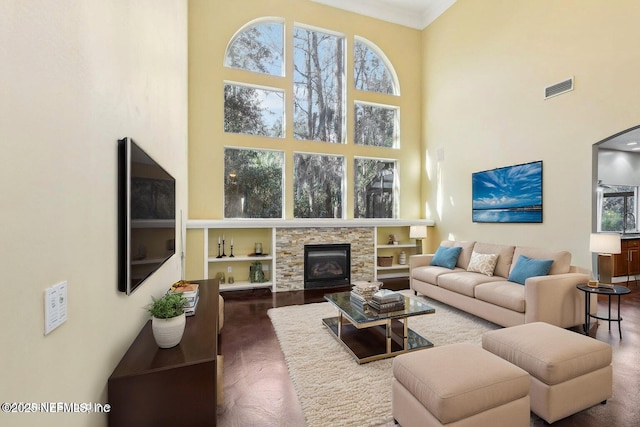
[377,243,416,249]
[187,219,433,291]
[374,227,421,281]
[187,219,434,229]
[208,255,273,263]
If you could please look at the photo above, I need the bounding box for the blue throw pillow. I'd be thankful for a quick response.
[430,246,462,269]
[508,255,553,285]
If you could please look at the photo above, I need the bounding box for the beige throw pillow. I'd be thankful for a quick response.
[467,251,498,276]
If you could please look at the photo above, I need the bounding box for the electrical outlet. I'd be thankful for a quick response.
[44,281,68,335]
[227,265,232,273]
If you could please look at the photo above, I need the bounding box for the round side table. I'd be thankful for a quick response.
[576,284,631,339]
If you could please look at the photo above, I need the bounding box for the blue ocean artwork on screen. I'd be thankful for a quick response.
[472,161,543,223]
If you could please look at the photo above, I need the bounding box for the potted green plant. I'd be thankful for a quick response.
[146,292,188,348]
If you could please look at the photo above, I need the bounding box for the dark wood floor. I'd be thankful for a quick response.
[217,282,640,427]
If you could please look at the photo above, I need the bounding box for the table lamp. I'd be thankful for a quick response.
[589,233,621,289]
[410,226,427,255]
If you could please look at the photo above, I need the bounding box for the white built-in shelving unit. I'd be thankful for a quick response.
[187,219,433,292]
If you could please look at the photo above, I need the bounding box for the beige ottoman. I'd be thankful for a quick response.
[482,322,612,424]
[392,343,530,427]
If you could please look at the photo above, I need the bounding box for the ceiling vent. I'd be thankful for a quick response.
[544,77,574,99]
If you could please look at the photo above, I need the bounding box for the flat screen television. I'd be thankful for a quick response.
[472,160,543,223]
[118,137,176,294]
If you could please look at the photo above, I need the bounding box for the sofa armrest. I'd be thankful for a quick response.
[524,271,591,328]
[409,254,434,270]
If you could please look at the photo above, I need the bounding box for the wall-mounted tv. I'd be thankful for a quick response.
[472,160,543,223]
[118,137,176,294]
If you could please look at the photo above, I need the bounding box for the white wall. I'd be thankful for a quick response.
[0,1,187,426]
[421,0,640,269]
[598,149,640,186]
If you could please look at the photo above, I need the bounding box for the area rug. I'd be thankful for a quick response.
[267,292,501,427]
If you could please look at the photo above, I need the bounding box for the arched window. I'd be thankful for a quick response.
[222,20,401,218]
[353,37,399,95]
[224,18,284,76]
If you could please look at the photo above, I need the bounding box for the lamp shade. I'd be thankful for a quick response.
[589,233,621,254]
[409,226,427,239]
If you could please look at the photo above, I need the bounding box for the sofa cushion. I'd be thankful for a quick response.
[511,246,572,275]
[412,265,463,284]
[508,255,553,285]
[431,246,462,269]
[467,251,499,276]
[438,271,506,297]
[475,281,526,312]
[473,243,516,278]
[440,240,476,269]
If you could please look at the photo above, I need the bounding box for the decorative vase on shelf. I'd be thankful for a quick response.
[399,251,407,265]
[250,261,266,283]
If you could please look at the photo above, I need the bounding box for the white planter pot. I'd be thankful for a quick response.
[152,313,186,349]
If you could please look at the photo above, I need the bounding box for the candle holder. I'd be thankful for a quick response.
[229,244,235,258]
[221,239,227,257]
[216,243,222,258]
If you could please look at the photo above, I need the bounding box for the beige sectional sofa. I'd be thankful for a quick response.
[410,240,595,328]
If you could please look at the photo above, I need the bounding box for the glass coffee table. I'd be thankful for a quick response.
[323,291,435,364]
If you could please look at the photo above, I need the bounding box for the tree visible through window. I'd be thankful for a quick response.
[354,38,398,95]
[224,21,284,76]
[601,185,637,233]
[294,153,344,218]
[224,83,284,138]
[223,20,403,218]
[224,148,284,218]
[354,102,397,147]
[354,158,397,218]
[293,26,345,143]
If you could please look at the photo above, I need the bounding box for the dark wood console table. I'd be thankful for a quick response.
[108,279,219,427]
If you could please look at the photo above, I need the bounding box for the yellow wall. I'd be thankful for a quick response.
[421,0,640,267]
[188,0,423,220]
[0,1,187,426]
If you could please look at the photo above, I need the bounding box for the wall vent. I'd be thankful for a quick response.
[544,77,574,99]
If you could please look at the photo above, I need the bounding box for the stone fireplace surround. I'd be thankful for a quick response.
[276,227,373,291]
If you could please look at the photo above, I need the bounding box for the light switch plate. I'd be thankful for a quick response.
[44,281,68,335]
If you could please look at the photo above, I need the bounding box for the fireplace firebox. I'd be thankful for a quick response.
[304,244,351,289]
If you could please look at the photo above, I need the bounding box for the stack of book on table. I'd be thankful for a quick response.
[169,281,200,316]
[368,289,405,313]
[350,281,382,310]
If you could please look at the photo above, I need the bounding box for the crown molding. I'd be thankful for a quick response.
[311,0,455,30]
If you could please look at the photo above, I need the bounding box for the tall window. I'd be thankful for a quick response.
[293,26,345,143]
[223,21,401,218]
[294,153,345,218]
[224,148,284,218]
[224,83,284,138]
[354,158,398,218]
